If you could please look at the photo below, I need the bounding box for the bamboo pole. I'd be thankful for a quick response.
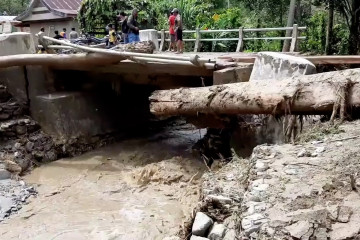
[40,34,215,66]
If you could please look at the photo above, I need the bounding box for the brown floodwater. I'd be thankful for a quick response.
[0,125,207,240]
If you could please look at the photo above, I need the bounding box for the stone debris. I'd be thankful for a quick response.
[285,220,313,239]
[208,223,225,240]
[0,179,37,221]
[192,212,214,236]
[297,148,311,157]
[337,206,353,223]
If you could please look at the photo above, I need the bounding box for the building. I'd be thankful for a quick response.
[15,0,82,38]
[0,16,22,34]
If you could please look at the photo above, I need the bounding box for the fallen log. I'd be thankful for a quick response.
[150,68,360,117]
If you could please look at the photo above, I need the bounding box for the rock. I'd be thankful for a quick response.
[190,236,209,240]
[43,150,57,162]
[0,196,13,216]
[162,237,180,240]
[241,213,268,235]
[337,206,353,223]
[192,212,214,237]
[15,125,27,135]
[14,142,22,150]
[312,146,325,157]
[297,149,310,157]
[206,195,232,205]
[0,169,11,180]
[25,141,34,152]
[255,161,269,171]
[208,223,225,240]
[223,229,236,240]
[285,220,312,239]
[313,228,327,240]
[4,160,22,174]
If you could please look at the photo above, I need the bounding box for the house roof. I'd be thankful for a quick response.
[16,0,82,22]
[42,0,82,15]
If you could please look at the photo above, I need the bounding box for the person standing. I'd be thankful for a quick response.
[172,8,183,54]
[119,11,129,44]
[53,30,63,39]
[108,24,117,48]
[127,9,140,43]
[60,28,67,39]
[37,27,45,36]
[168,12,176,51]
[69,28,79,40]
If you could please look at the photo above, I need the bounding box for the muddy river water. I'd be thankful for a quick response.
[0,124,207,240]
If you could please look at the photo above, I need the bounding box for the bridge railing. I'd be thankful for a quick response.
[158,24,306,53]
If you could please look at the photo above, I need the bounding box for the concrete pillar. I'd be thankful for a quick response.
[139,29,159,51]
[0,32,35,56]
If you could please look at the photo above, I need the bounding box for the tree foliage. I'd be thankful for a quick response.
[0,0,30,16]
[77,0,360,54]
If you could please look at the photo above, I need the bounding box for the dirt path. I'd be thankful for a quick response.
[0,125,206,240]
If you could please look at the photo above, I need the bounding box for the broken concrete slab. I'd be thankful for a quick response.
[192,212,214,237]
[249,52,316,82]
[213,64,253,85]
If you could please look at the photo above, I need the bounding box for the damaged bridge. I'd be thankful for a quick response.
[1,32,360,144]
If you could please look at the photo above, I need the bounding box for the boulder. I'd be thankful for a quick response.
[192,212,214,236]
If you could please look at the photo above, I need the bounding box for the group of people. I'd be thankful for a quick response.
[106,9,140,47]
[168,8,183,54]
[53,28,79,40]
[37,27,79,54]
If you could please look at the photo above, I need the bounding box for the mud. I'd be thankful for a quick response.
[0,124,207,240]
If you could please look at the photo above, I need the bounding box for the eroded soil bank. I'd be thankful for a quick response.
[0,124,207,240]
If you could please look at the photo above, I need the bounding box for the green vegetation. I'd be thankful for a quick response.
[0,0,30,16]
[2,0,358,54]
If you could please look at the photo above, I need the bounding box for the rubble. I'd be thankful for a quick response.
[0,179,37,221]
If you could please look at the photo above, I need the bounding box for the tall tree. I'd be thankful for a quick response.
[325,0,334,54]
[282,0,298,52]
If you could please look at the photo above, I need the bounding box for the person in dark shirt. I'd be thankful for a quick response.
[53,30,63,40]
[127,9,140,43]
[119,11,129,44]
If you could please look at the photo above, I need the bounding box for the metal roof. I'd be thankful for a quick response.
[42,0,82,14]
[16,0,82,21]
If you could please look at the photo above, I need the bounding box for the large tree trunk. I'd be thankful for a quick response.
[282,0,298,52]
[150,69,360,117]
[325,0,334,55]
